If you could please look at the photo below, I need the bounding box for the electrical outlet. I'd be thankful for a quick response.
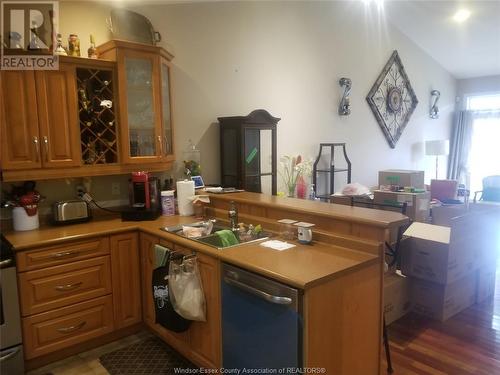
[111,182,121,196]
[76,184,86,197]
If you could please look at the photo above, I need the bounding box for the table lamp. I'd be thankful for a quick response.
[425,140,449,179]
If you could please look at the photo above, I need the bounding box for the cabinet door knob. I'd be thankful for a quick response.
[43,136,49,162]
[32,136,40,161]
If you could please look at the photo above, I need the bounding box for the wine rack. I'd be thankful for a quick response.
[77,67,118,165]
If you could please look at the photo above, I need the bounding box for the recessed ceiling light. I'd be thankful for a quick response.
[453,9,471,23]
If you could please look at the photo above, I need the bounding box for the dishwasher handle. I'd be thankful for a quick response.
[224,276,293,305]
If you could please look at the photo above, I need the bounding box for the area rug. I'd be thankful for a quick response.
[99,336,196,374]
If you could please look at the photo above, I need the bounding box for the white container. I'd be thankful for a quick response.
[176,180,195,216]
[12,207,39,231]
[161,190,175,216]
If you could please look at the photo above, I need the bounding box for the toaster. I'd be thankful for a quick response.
[53,200,92,224]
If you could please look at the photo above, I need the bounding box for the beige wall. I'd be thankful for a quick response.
[125,0,457,187]
[1,1,459,219]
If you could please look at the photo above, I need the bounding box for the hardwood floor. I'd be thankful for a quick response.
[382,268,500,374]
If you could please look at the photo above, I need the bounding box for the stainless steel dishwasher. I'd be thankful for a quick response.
[221,263,302,369]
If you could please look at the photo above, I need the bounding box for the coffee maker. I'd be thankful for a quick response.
[121,172,161,221]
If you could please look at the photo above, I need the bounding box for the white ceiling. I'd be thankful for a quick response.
[90,0,500,79]
[384,0,500,79]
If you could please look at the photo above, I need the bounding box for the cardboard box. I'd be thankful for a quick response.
[384,272,412,325]
[412,272,476,321]
[330,194,373,207]
[476,263,497,304]
[401,222,477,285]
[373,190,431,222]
[379,169,425,189]
[431,204,468,226]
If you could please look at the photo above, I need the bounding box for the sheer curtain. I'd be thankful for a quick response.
[447,111,473,185]
[448,94,500,192]
[468,110,500,193]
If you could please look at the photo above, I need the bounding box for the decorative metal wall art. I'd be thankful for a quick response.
[338,77,352,116]
[366,50,418,148]
[429,89,440,119]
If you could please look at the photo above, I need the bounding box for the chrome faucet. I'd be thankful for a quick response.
[228,201,238,230]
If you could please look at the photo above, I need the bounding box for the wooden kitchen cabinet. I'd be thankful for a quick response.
[139,232,158,326]
[34,65,81,168]
[0,70,41,170]
[97,40,175,164]
[0,67,80,171]
[139,236,221,368]
[188,251,221,368]
[110,232,142,329]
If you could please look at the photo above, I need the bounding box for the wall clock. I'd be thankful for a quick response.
[366,50,418,148]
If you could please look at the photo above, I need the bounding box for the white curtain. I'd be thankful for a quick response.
[468,110,500,193]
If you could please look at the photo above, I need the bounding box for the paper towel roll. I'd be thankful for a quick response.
[177,180,195,216]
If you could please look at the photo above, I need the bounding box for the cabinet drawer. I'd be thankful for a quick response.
[22,295,114,359]
[17,237,110,272]
[18,256,112,316]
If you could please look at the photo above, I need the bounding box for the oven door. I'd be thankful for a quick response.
[0,345,24,375]
[0,264,22,348]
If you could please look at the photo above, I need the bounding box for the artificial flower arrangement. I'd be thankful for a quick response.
[279,155,313,198]
[184,159,201,177]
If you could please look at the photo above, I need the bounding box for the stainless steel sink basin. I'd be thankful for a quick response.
[161,220,270,249]
[196,232,270,249]
[161,220,228,236]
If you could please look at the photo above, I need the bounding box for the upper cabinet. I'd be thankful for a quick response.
[98,40,175,164]
[1,67,81,170]
[1,70,41,170]
[1,41,175,181]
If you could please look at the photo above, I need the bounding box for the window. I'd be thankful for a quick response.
[467,94,500,111]
[465,94,500,193]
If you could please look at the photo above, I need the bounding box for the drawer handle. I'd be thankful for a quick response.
[51,251,80,259]
[55,282,82,292]
[56,321,86,334]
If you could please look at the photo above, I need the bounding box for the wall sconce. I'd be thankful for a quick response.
[430,89,440,119]
[338,77,352,116]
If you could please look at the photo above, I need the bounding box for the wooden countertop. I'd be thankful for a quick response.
[207,191,409,228]
[4,215,379,289]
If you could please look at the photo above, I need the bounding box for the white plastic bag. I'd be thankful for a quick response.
[168,255,206,321]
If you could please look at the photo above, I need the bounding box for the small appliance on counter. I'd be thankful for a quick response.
[121,171,161,221]
[52,200,92,225]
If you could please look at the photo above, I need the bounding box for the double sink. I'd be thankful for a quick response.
[161,220,270,249]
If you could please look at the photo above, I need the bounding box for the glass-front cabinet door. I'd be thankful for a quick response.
[97,40,175,166]
[160,56,174,160]
[121,52,162,163]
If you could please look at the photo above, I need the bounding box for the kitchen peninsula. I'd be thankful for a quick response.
[4,193,408,374]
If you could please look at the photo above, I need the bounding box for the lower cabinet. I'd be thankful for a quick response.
[23,296,114,359]
[17,230,220,366]
[110,232,142,328]
[17,232,142,361]
[139,233,221,368]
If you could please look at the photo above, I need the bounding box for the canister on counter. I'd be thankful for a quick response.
[161,190,175,216]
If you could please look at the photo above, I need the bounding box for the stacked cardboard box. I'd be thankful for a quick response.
[379,170,425,189]
[373,190,431,222]
[384,271,412,325]
[431,204,499,304]
[401,217,480,321]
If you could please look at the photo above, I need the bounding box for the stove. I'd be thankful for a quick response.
[1,234,24,374]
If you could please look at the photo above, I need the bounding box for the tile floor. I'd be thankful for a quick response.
[27,331,153,375]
